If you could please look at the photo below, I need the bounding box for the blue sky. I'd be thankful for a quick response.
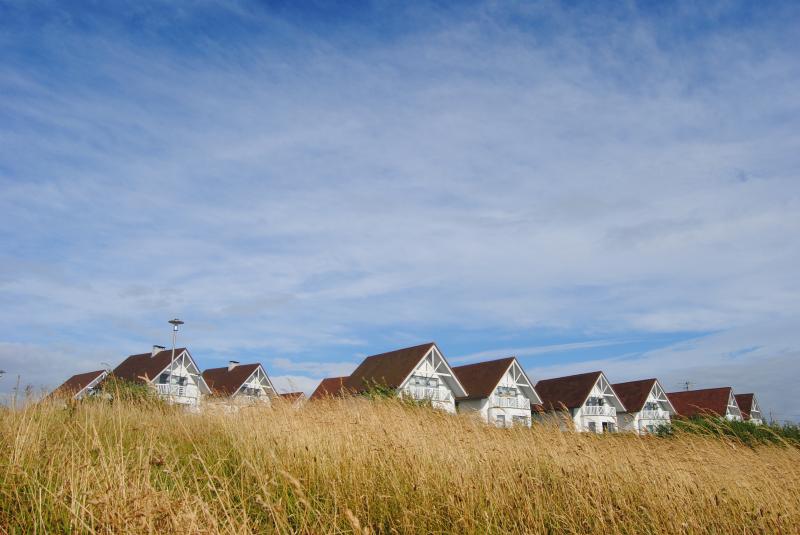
[1,1,799,422]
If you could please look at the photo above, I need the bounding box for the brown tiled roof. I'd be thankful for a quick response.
[112,348,187,384]
[735,393,756,420]
[535,371,603,411]
[51,370,107,398]
[202,364,261,396]
[666,387,735,418]
[345,343,435,393]
[611,379,657,413]
[452,357,515,401]
[279,392,305,402]
[310,376,351,400]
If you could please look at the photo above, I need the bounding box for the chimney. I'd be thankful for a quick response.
[228,360,239,371]
[152,345,166,357]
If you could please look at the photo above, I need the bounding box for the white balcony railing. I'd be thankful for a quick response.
[639,409,670,420]
[582,405,616,417]
[401,386,453,403]
[156,383,199,400]
[490,396,531,410]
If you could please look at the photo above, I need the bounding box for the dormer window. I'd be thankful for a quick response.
[586,396,604,406]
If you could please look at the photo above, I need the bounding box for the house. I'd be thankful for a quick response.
[452,357,541,427]
[534,371,626,433]
[112,346,211,406]
[343,342,467,413]
[735,393,764,424]
[666,387,742,421]
[201,361,277,404]
[50,369,109,400]
[310,376,351,400]
[278,391,307,407]
[612,378,676,434]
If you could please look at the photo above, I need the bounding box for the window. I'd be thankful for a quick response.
[602,422,616,433]
[587,421,597,433]
[159,373,169,384]
[496,386,518,397]
[427,377,438,388]
[586,396,604,406]
[512,415,529,426]
[644,402,659,411]
[495,415,506,427]
[177,376,187,386]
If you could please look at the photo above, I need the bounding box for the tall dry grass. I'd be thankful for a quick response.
[1,397,798,534]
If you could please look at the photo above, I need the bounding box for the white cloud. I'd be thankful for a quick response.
[0,2,798,417]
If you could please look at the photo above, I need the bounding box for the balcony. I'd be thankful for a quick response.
[156,383,199,401]
[639,409,670,420]
[582,405,616,417]
[401,386,453,403]
[490,396,531,410]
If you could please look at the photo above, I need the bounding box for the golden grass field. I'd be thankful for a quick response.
[1,397,799,534]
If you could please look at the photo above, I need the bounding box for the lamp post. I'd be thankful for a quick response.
[168,318,184,401]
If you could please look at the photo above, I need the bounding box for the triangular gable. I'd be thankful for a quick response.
[234,364,276,397]
[502,359,542,404]
[650,379,677,415]
[579,373,626,412]
[154,349,211,395]
[726,390,741,418]
[397,344,468,398]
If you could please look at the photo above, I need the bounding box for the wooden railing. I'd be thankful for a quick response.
[582,405,616,417]
[401,386,453,403]
[490,396,531,410]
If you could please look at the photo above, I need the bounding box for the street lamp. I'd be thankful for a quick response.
[168,318,184,401]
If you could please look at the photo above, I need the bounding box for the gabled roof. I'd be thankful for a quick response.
[535,371,604,410]
[345,343,435,393]
[310,376,351,400]
[612,378,658,412]
[452,357,516,401]
[113,348,188,384]
[666,387,736,418]
[51,369,107,398]
[202,363,262,396]
[735,393,757,420]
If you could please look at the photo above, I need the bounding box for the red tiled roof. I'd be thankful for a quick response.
[667,387,735,418]
[345,343,435,393]
[452,357,515,401]
[51,370,107,398]
[310,376,351,400]
[611,379,657,413]
[112,348,188,384]
[535,371,603,411]
[202,363,261,396]
[735,393,756,420]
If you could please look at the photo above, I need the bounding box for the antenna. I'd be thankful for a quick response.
[677,381,694,391]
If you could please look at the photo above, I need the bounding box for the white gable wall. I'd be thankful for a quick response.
[458,361,539,428]
[572,375,624,433]
[152,350,209,407]
[618,382,673,434]
[234,366,276,405]
[398,347,459,413]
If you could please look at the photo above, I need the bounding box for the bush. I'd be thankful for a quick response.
[666,416,800,447]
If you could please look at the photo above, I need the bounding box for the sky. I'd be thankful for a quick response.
[0,1,798,422]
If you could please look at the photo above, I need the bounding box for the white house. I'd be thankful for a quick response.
[50,369,109,400]
[201,361,277,405]
[735,393,763,425]
[338,342,467,413]
[666,387,742,421]
[113,346,211,407]
[534,371,626,433]
[612,378,676,434]
[452,357,542,427]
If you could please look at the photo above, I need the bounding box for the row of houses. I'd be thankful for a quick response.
[52,342,764,433]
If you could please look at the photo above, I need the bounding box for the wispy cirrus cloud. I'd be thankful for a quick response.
[0,1,798,412]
